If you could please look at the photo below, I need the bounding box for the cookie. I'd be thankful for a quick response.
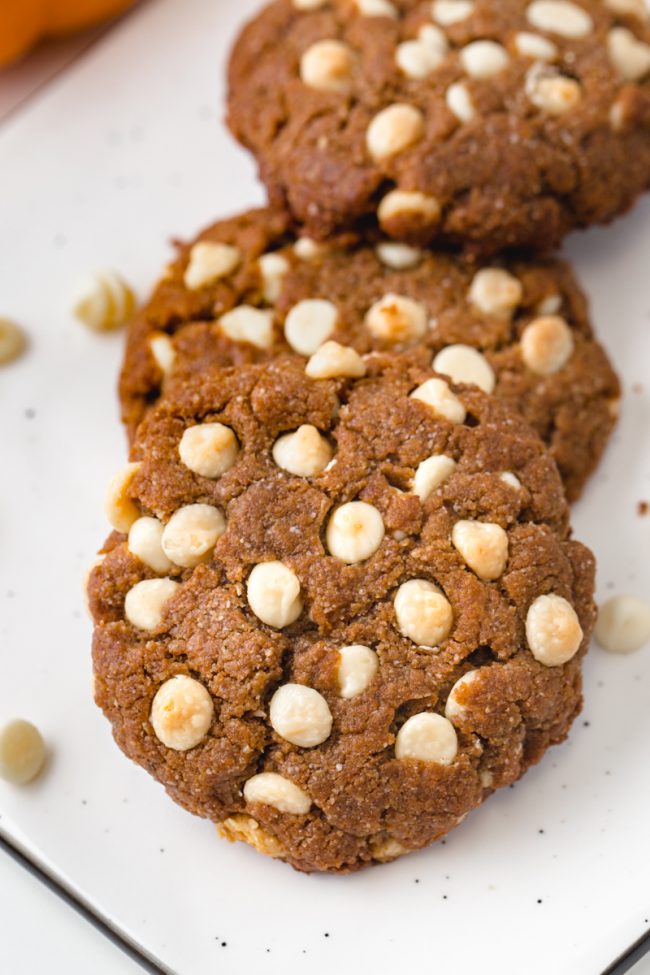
[227,0,650,252]
[90,354,596,873]
[120,208,619,499]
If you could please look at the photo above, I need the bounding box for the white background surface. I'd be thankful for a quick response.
[0,1,649,973]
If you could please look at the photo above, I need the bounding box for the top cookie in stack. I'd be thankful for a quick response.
[227,0,650,253]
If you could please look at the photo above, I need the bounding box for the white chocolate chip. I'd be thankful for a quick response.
[412,454,457,501]
[460,40,510,78]
[355,0,398,17]
[150,675,214,751]
[218,305,274,349]
[247,561,303,628]
[179,422,239,478]
[394,579,453,647]
[217,814,287,859]
[604,0,648,19]
[124,578,179,631]
[536,293,562,315]
[269,683,333,747]
[365,293,428,344]
[259,253,290,304]
[293,237,329,261]
[468,268,523,320]
[326,501,385,564]
[149,332,175,375]
[500,471,522,490]
[128,517,174,574]
[526,593,583,666]
[0,720,46,785]
[521,315,574,375]
[375,242,423,270]
[371,837,409,861]
[396,26,449,79]
[378,190,442,230]
[514,31,558,60]
[395,712,458,763]
[294,0,327,8]
[300,39,356,92]
[305,341,366,380]
[525,64,583,113]
[607,27,650,81]
[594,595,650,653]
[284,298,338,355]
[410,378,467,424]
[433,344,495,393]
[72,271,135,332]
[446,82,476,123]
[452,520,509,581]
[366,104,425,162]
[0,317,27,364]
[272,425,333,476]
[244,772,311,814]
[184,242,241,290]
[338,645,379,698]
[445,670,479,723]
[432,0,475,26]
[161,504,225,568]
[105,462,141,533]
[526,0,593,38]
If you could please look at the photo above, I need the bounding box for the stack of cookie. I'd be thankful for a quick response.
[88,0,650,873]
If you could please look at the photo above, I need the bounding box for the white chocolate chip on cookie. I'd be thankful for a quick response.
[149,332,176,376]
[326,501,385,563]
[604,0,648,19]
[184,242,241,290]
[0,318,27,364]
[446,82,476,123]
[445,670,479,723]
[525,64,582,114]
[161,504,225,568]
[355,0,398,17]
[526,1,593,38]
[272,425,333,476]
[305,341,366,379]
[500,471,522,490]
[395,712,458,764]
[128,517,174,574]
[432,0,475,26]
[394,579,453,647]
[526,593,583,666]
[514,31,558,60]
[179,422,239,478]
[433,344,496,393]
[105,462,142,533]
[468,268,523,319]
[244,772,311,814]
[521,315,574,375]
[412,454,457,501]
[300,39,356,92]
[460,40,510,78]
[338,645,379,698]
[72,271,135,332]
[0,720,46,785]
[366,104,425,162]
[410,378,467,424]
[397,25,449,79]
[452,520,509,581]
[378,190,442,230]
[285,298,338,355]
[259,253,290,304]
[124,578,180,631]
[218,306,274,349]
[365,293,428,343]
[247,561,303,628]
[150,675,214,750]
[293,237,330,261]
[594,595,650,653]
[270,683,333,747]
[607,27,650,81]
[375,242,423,270]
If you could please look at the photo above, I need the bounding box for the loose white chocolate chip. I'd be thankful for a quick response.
[326,501,385,564]
[412,454,457,501]
[394,579,453,647]
[179,422,239,478]
[305,341,366,380]
[365,293,428,344]
[149,332,175,376]
[397,25,449,79]
[433,344,495,394]
[526,0,593,38]
[410,378,467,424]
[247,561,303,628]
[378,190,441,229]
[338,645,379,698]
[446,82,476,123]
[607,27,650,81]
[468,268,523,319]
[128,517,174,574]
[366,104,425,162]
[432,0,475,26]
[536,293,562,316]
[514,31,558,60]
[460,40,509,78]
[293,237,329,261]
[452,520,509,581]
[259,253,290,304]
[594,595,650,653]
[500,471,522,490]
[161,504,225,568]
[525,65,582,113]
[72,271,135,332]
[395,712,458,764]
[150,675,213,750]
[244,772,311,814]
[526,593,583,666]
[218,306,274,349]
[445,670,479,723]
[604,0,648,19]
[355,0,398,17]
[375,242,423,270]
[269,684,333,747]
[0,317,27,364]
[521,315,574,375]
[105,462,141,533]
[300,39,356,92]
[124,578,179,631]
[272,425,333,476]
[184,242,241,290]
[284,298,338,355]
[0,720,46,785]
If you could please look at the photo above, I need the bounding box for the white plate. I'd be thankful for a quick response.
[0,1,649,973]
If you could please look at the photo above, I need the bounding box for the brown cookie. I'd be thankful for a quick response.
[91,354,595,873]
[120,207,620,500]
[227,0,650,252]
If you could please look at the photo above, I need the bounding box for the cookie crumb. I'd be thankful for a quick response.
[638,501,648,517]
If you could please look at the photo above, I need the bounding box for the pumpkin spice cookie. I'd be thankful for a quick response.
[120,208,619,499]
[227,0,650,252]
[91,355,596,873]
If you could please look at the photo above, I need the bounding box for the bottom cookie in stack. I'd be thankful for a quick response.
[89,353,595,873]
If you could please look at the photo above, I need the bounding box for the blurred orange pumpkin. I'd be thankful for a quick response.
[0,0,135,68]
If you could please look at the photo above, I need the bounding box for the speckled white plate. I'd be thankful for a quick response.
[0,1,649,973]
